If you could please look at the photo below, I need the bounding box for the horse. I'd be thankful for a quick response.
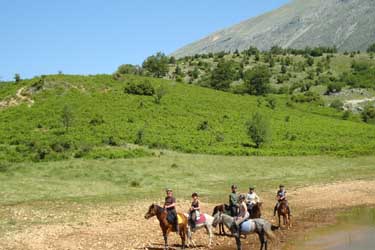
[212,204,231,235]
[212,212,277,250]
[186,213,214,248]
[145,204,188,250]
[247,202,262,219]
[277,200,291,229]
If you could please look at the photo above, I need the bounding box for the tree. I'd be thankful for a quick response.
[142,52,169,78]
[14,73,21,83]
[116,64,139,75]
[367,43,375,53]
[243,66,271,95]
[153,85,167,104]
[246,111,271,148]
[361,105,375,123]
[210,59,237,90]
[306,56,314,67]
[61,105,74,132]
[281,65,287,74]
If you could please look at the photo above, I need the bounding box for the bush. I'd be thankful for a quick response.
[342,110,351,120]
[361,105,375,123]
[246,112,271,148]
[243,66,271,95]
[266,97,277,109]
[153,85,167,104]
[142,52,169,78]
[197,120,209,131]
[135,129,145,145]
[291,91,322,103]
[330,99,344,111]
[368,43,375,53]
[124,80,155,96]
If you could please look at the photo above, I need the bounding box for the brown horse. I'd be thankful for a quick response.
[248,202,263,219]
[145,204,188,250]
[277,200,291,228]
[212,204,230,235]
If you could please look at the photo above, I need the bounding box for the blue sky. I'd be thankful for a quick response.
[0,0,290,81]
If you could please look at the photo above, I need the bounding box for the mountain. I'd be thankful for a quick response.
[172,0,375,57]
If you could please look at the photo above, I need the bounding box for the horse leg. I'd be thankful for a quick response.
[180,227,186,250]
[163,233,168,250]
[257,231,266,250]
[235,236,242,250]
[278,214,281,228]
[206,225,213,247]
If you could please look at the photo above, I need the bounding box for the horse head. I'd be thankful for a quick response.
[212,212,222,227]
[145,203,160,219]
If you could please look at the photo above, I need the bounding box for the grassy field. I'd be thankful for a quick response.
[1,152,375,205]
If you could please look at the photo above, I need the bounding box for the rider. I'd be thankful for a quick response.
[164,188,179,233]
[246,186,260,216]
[229,184,238,217]
[232,194,249,237]
[273,184,291,216]
[189,192,200,230]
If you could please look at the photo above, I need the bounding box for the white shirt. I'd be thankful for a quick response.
[246,192,260,204]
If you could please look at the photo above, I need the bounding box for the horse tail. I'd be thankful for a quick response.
[264,228,277,242]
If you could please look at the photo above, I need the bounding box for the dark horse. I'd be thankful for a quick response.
[212,204,230,235]
[145,204,189,250]
[247,202,263,219]
[277,200,291,229]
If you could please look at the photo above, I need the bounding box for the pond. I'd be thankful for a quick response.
[300,207,375,250]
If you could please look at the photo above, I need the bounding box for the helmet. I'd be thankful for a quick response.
[239,194,246,200]
[279,184,285,188]
[249,186,255,190]
[192,192,198,197]
[231,184,237,189]
[166,188,173,192]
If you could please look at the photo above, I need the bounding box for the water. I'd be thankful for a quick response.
[300,207,375,250]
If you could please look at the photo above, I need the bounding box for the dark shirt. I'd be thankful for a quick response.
[165,196,176,211]
[191,200,200,210]
[229,192,237,206]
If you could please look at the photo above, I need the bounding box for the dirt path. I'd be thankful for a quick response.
[0,87,34,109]
[0,180,374,250]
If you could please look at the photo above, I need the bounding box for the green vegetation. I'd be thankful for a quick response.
[246,111,271,148]
[1,153,375,205]
[1,72,375,163]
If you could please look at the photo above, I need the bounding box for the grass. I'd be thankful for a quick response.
[1,152,375,205]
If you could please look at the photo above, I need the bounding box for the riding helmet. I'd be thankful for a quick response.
[231,184,237,189]
[191,192,198,197]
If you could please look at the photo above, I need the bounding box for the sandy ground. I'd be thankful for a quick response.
[0,180,374,250]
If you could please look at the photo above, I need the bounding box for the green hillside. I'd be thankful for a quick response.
[0,73,375,164]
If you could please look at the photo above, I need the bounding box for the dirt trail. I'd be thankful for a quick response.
[0,87,34,109]
[0,180,374,250]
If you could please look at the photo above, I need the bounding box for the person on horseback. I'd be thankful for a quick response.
[229,184,238,217]
[246,186,260,216]
[189,192,200,230]
[273,184,291,216]
[232,194,249,237]
[164,188,179,233]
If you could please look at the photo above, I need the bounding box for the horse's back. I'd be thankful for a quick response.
[240,220,256,234]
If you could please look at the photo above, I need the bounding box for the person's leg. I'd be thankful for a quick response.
[191,211,196,229]
[273,202,278,216]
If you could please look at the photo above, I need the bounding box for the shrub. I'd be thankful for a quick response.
[197,120,209,131]
[142,52,169,78]
[153,85,167,104]
[361,105,375,123]
[342,110,351,120]
[135,129,145,145]
[246,112,271,148]
[243,66,271,95]
[266,97,277,110]
[330,99,344,111]
[291,91,321,103]
[368,43,375,53]
[124,80,155,96]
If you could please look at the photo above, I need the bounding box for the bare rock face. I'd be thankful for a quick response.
[172,0,375,57]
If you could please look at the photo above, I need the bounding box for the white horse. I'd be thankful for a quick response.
[186,213,214,248]
[212,212,277,250]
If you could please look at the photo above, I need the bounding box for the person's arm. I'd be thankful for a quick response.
[256,193,260,202]
[230,194,236,205]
